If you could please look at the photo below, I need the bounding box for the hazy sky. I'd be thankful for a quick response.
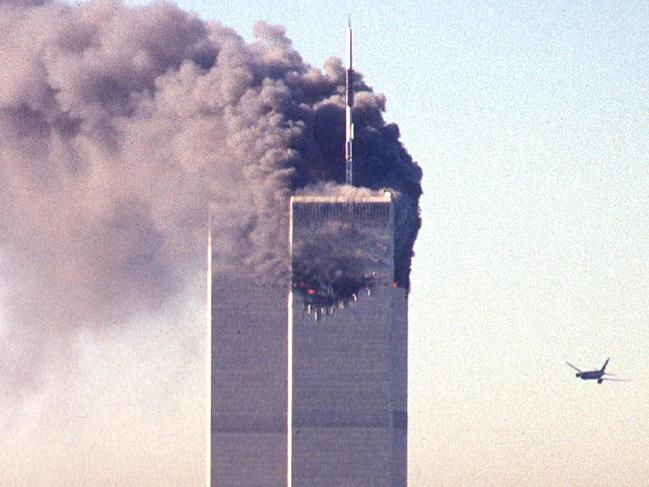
[4,1,649,485]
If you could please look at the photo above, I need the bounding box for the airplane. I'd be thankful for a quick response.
[566,358,627,384]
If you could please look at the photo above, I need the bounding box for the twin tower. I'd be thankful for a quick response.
[209,193,408,486]
[209,22,407,487]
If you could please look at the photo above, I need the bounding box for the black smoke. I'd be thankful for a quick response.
[0,0,421,386]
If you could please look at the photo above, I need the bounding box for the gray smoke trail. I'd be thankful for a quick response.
[0,0,421,387]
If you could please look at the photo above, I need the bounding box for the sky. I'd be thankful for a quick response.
[3,1,649,485]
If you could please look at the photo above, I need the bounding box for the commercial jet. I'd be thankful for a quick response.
[566,358,627,384]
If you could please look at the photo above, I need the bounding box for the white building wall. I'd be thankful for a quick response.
[210,275,288,486]
[209,196,408,487]
[289,196,407,487]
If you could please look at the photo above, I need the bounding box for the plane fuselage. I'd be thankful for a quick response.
[577,370,604,380]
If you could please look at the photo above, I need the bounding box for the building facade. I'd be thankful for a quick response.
[210,250,288,485]
[210,193,407,486]
[289,194,407,486]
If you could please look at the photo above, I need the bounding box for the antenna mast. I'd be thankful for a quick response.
[345,17,354,185]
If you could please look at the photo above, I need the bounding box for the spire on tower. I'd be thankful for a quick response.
[345,18,354,186]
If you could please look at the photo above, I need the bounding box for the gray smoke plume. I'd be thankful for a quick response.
[0,0,421,387]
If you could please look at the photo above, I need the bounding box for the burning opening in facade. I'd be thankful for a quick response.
[290,194,393,321]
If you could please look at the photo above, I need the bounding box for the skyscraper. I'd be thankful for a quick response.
[209,225,289,485]
[210,20,410,486]
[289,193,408,486]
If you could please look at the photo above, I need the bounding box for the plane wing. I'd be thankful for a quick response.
[566,361,582,373]
[600,377,629,382]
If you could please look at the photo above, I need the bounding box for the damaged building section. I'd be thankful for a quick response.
[290,190,395,321]
[289,188,408,485]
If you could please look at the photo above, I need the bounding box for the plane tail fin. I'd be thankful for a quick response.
[601,358,610,372]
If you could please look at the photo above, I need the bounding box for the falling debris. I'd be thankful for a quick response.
[294,271,377,320]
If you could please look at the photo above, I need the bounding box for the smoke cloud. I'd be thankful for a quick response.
[0,0,421,387]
